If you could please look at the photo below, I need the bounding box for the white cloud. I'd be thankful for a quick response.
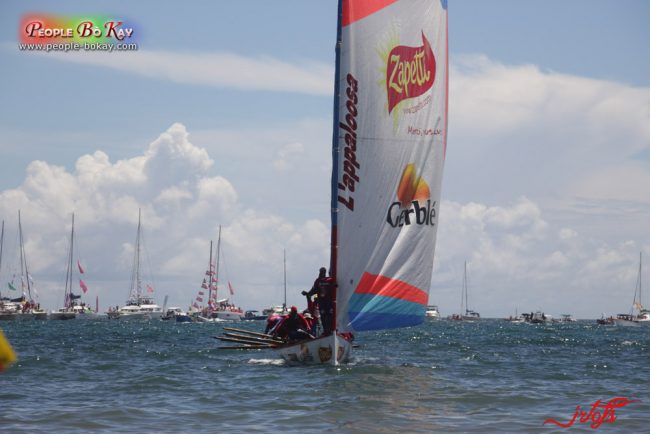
[0,123,331,312]
[273,142,304,171]
[30,49,333,96]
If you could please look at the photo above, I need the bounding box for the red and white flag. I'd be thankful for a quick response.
[77,260,85,274]
[79,279,88,293]
[146,284,154,293]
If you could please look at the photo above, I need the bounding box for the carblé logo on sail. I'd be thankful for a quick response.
[386,32,436,114]
[386,163,436,228]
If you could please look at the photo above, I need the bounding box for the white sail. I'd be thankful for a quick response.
[332,0,449,332]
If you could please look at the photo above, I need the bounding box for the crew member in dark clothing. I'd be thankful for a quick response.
[302,267,335,335]
[272,306,312,341]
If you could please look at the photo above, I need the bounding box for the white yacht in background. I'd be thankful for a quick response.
[425,305,439,318]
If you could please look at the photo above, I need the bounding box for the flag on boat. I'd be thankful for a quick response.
[228,282,234,295]
[201,279,208,289]
[196,297,203,302]
[198,291,204,296]
[7,282,16,291]
[79,280,88,293]
[146,284,154,293]
[332,0,448,333]
[77,260,85,274]
[192,302,199,309]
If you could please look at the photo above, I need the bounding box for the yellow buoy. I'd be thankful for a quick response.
[0,330,17,371]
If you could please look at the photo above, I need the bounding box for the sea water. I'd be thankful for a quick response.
[1,319,648,433]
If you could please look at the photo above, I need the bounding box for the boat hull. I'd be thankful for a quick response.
[50,312,76,320]
[110,311,163,320]
[275,333,352,365]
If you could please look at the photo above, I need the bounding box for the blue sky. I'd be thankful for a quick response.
[0,1,649,318]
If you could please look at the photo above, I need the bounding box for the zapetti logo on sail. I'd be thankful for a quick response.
[386,163,436,228]
[386,32,436,114]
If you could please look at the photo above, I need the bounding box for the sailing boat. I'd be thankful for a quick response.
[260,249,290,319]
[448,261,480,321]
[50,214,96,320]
[108,209,162,320]
[0,220,14,320]
[194,226,243,322]
[614,252,649,326]
[275,0,449,364]
[0,212,47,320]
[191,239,218,322]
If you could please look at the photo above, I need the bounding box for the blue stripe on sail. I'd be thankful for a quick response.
[347,293,426,331]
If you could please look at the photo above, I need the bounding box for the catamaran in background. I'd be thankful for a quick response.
[107,209,162,320]
[0,212,47,321]
[50,214,97,320]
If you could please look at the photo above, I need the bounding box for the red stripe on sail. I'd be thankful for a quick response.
[354,272,428,305]
[342,0,397,27]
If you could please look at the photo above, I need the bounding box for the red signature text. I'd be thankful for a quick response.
[544,397,639,429]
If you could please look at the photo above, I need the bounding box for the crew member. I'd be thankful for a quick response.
[302,267,335,335]
[272,306,312,341]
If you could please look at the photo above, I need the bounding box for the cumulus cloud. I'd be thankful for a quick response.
[0,123,331,312]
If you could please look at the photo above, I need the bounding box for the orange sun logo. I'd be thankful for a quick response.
[397,163,430,208]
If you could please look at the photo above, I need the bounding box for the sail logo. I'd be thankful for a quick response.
[386,32,436,114]
[337,73,360,212]
[386,163,436,227]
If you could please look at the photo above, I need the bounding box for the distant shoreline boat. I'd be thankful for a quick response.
[50,214,97,320]
[107,209,162,320]
[191,227,243,323]
[0,212,47,321]
[613,252,648,326]
[448,261,480,321]
[425,305,439,319]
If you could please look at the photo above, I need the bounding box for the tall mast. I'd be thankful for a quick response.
[329,0,344,331]
[464,261,468,314]
[65,214,75,307]
[283,249,287,311]
[136,209,141,300]
[208,240,213,309]
[215,225,221,302]
[19,210,32,300]
[129,208,142,303]
[637,251,643,309]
